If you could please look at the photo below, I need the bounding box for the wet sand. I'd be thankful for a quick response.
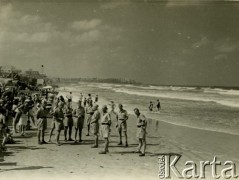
[1,112,239,180]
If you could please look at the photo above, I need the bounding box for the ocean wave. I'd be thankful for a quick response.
[112,88,239,108]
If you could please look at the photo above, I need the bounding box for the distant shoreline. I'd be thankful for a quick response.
[56,81,239,91]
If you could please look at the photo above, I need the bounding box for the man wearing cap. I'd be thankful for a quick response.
[85,100,94,136]
[116,104,128,147]
[36,102,48,145]
[90,104,100,148]
[53,102,64,146]
[134,108,147,157]
[73,100,85,143]
[99,105,111,154]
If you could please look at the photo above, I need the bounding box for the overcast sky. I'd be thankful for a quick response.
[0,0,239,86]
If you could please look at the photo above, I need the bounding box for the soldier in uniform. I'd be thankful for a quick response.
[90,104,100,148]
[0,108,7,151]
[99,105,111,154]
[64,103,74,141]
[53,102,64,146]
[116,104,128,147]
[36,102,48,145]
[134,108,147,157]
[73,100,85,143]
[85,100,94,136]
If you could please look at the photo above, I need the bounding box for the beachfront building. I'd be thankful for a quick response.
[0,66,22,78]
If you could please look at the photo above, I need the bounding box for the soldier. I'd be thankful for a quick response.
[90,104,100,148]
[0,108,7,151]
[99,105,111,154]
[48,101,58,143]
[134,108,147,157]
[64,102,74,141]
[85,100,94,136]
[73,100,85,143]
[36,102,48,145]
[53,102,64,146]
[116,104,128,147]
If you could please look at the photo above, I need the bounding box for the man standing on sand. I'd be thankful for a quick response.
[48,101,58,143]
[53,102,64,146]
[99,105,111,154]
[134,108,147,157]
[90,104,100,148]
[64,103,74,141]
[36,102,48,145]
[116,104,128,147]
[85,100,94,136]
[73,100,85,143]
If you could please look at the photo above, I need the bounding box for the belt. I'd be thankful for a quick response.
[119,119,125,120]
[101,123,109,125]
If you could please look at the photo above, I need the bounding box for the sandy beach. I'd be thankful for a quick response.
[1,110,239,180]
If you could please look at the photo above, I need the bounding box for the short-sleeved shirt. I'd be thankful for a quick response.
[136,114,147,128]
[53,108,64,121]
[73,107,85,118]
[36,108,48,119]
[101,113,111,124]
[86,106,94,115]
[64,107,73,118]
[117,109,128,120]
[91,110,101,123]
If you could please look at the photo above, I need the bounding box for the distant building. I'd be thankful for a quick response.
[0,66,21,78]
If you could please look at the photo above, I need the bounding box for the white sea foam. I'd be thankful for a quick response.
[112,87,239,108]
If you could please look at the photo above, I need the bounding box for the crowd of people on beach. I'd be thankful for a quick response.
[0,87,148,157]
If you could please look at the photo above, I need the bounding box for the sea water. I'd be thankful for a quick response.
[57,82,239,136]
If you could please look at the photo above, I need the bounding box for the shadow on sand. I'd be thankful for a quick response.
[0,166,53,172]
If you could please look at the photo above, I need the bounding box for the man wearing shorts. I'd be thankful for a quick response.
[73,100,85,142]
[48,101,58,143]
[53,102,64,146]
[99,105,111,154]
[36,102,48,145]
[116,104,128,147]
[90,104,100,148]
[85,100,94,136]
[134,108,147,157]
[0,108,7,151]
[64,103,74,141]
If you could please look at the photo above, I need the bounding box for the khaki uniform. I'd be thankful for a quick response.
[53,108,64,131]
[100,113,111,138]
[85,106,94,125]
[117,109,128,132]
[91,110,101,135]
[136,114,147,139]
[36,108,48,131]
[64,107,73,127]
[73,107,85,129]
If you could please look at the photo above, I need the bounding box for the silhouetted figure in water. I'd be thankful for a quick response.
[149,101,153,111]
[156,99,161,112]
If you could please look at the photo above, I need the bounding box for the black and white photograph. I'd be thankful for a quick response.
[0,0,239,179]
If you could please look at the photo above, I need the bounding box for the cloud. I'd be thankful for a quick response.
[70,19,102,31]
[0,3,123,76]
[192,37,210,48]
[100,0,130,10]
[214,41,239,53]
[214,54,228,60]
